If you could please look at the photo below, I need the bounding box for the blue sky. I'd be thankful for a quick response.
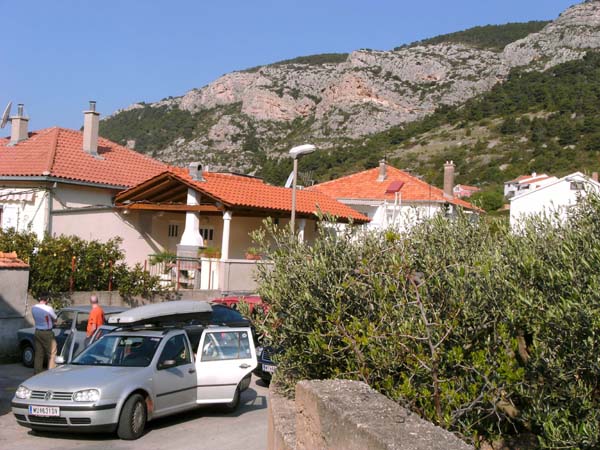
[1,0,578,130]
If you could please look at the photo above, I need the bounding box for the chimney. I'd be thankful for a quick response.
[9,104,29,145]
[593,172,599,182]
[188,162,205,182]
[377,159,387,182]
[83,101,100,155]
[443,161,455,199]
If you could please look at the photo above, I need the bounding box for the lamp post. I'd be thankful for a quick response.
[289,144,316,233]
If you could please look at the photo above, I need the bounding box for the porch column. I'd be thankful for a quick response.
[298,218,306,242]
[177,188,203,258]
[221,210,232,260]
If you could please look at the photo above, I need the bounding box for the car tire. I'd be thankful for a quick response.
[21,343,34,368]
[260,376,271,386]
[221,386,240,413]
[117,393,147,440]
[239,373,251,392]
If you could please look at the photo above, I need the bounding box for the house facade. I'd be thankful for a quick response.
[308,160,480,232]
[0,103,168,264]
[504,172,557,199]
[0,103,368,292]
[115,165,369,291]
[509,172,600,229]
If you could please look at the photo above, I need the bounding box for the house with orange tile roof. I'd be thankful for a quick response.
[0,102,368,291]
[453,184,480,199]
[115,164,368,291]
[308,160,480,231]
[0,103,168,265]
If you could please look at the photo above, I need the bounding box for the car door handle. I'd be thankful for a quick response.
[188,368,196,374]
[239,363,251,369]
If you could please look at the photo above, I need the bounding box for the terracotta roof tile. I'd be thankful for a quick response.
[0,251,29,269]
[157,168,369,223]
[0,127,167,187]
[309,165,481,211]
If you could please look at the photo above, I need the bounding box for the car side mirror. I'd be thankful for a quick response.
[55,356,65,365]
[158,359,177,370]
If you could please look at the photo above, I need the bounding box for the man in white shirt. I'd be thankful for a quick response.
[31,293,57,374]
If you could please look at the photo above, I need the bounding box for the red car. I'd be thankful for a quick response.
[211,295,265,314]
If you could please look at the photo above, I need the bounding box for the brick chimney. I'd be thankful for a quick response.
[443,161,455,199]
[83,101,100,155]
[377,159,387,182]
[9,104,29,145]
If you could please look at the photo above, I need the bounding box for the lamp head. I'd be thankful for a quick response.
[289,144,316,159]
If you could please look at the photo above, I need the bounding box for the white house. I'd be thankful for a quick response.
[504,172,557,199]
[0,103,168,264]
[509,172,600,229]
[308,160,481,232]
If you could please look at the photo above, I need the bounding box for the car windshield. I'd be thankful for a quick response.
[72,335,161,367]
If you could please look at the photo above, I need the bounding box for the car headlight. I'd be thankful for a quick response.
[256,346,263,357]
[73,389,100,402]
[15,385,31,399]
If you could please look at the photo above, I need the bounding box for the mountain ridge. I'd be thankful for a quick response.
[100,1,599,186]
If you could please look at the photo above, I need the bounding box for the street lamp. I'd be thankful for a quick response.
[289,144,316,233]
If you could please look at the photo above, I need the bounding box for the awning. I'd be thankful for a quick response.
[0,191,35,202]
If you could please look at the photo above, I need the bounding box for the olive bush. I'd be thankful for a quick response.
[253,196,600,448]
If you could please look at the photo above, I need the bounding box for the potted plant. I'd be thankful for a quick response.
[199,246,221,259]
[245,247,261,260]
[149,251,176,273]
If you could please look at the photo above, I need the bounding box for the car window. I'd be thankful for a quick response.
[73,335,161,367]
[55,311,74,329]
[75,313,89,332]
[158,334,191,367]
[200,330,251,362]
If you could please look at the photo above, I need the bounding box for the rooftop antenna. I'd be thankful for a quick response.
[0,102,12,129]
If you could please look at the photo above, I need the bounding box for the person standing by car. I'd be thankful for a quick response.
[31,293,57,374]
[86,294,105,344]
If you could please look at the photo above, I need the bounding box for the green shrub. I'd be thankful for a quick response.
[253,195,600,448]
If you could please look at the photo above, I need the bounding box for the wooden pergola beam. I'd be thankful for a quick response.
[116,203,222,212]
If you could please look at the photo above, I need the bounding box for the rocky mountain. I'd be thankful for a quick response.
[100,1,600,177]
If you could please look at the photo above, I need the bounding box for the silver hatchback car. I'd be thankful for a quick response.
[12,302,257,439]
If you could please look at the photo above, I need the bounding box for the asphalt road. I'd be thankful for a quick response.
[0,363,268,450]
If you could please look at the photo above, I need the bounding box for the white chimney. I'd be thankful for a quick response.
[83,101,100,155]
[9,104,29,145]
[443,161,455,199]
[377,159,387,182]
[188,162,205,182]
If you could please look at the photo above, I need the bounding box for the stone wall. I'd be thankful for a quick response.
[268,380,473,450]
[0,263,30,359]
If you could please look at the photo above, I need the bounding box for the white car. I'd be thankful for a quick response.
[12,301,258,440]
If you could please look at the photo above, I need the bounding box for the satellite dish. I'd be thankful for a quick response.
[0,102,12,129]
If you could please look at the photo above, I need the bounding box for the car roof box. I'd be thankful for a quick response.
[108,300,212,326]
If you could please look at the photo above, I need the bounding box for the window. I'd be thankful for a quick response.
[200,331,251,362]
[570,181,585,190]
[55,311,75,329]
[200,227,214,242]
[75,313,89,332]
[159,334,191,367]
[168,224,179,237]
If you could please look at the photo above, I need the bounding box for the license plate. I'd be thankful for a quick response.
[262,363,276,374]
[28,405,60,417]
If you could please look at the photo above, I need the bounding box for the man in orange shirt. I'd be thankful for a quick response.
[86,295,105,342]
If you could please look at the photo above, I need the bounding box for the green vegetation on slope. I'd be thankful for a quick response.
[99,105,196,154]
[257,51,600,197]
[396,21,550,51]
